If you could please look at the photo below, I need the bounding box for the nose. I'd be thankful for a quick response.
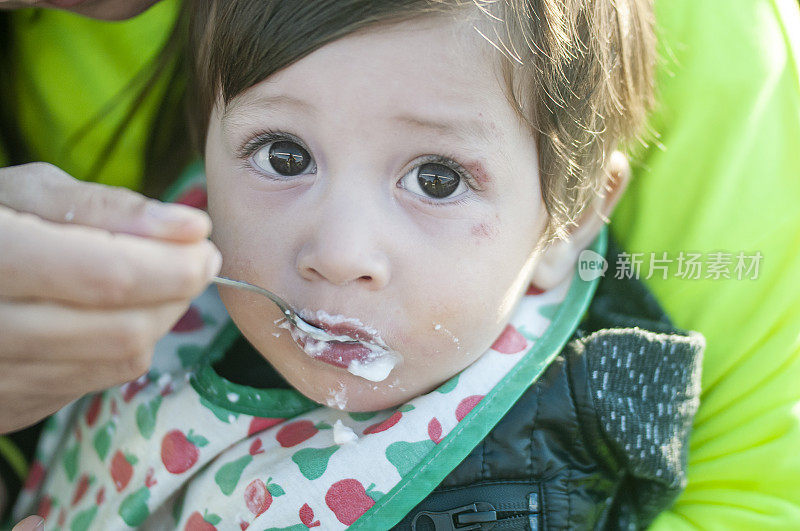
[295,193,391,289]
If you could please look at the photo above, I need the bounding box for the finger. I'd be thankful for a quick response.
[0,162,210,242]
[0,299,191,370]
[12,516,45,531]
[1,392,76,435]
[0,206,221,306]
[0,358,147,397]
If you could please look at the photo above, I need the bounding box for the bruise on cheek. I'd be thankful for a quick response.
[471,213,500,240]
[471,221,496,239]
[463,160,492,188]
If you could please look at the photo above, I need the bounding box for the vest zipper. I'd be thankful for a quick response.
[410,499,540,530]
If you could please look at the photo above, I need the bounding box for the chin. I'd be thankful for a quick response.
[275,360,415,412]
[290,372,406,413]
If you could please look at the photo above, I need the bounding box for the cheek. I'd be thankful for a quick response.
[471,221,497,239]
[469,210,503,242]
[408,285,502,359]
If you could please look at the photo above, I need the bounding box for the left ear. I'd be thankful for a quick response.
[531,150,631,290]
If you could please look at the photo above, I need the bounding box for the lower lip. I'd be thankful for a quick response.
[286,325,400,382]
[320,343,376,368]
[297,336,374,368]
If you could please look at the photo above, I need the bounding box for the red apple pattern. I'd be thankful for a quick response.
[23,461,45,491]
[110,450,136,492]
[363,404,415,435]
[456,395,485,421]
[71,474,92,506]
[184,510,220,531]
[363,411,402,435]
[276,420,330,447]
[84,393,103,427]
[490,324,527,354]
[36,495,53,520]
[248,416,283,437]
[244,479,271,516]
[122,376,149,403]
[428,418,443,444]
[299,503,321,527]
[161,429,208,474]
[325,479,376,526]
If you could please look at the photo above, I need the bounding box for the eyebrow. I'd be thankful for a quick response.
[224,92,497,145]
[392,113,497,146]
[222,93,315,132]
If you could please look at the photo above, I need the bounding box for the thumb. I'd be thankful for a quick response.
[0,162,210,242]
[12,516,45,531]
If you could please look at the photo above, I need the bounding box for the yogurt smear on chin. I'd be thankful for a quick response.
[278,314,402,382]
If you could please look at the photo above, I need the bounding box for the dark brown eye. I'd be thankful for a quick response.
[417,163,460,198]
[266,140,310,176]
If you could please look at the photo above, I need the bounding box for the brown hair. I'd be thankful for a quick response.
[187,0,656,243]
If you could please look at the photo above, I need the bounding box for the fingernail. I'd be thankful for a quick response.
[144,202,212,239]
[12,515,45,531]
[146,201,208,228]
[206,246,223,278]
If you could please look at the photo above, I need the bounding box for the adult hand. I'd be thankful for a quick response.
[0,163,221,434]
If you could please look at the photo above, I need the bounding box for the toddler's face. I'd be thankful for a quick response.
[205,15,549,411]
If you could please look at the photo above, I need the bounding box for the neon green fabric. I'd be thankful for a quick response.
[7,1,180,191]
[0,437,27,483]
[613,0,800,528]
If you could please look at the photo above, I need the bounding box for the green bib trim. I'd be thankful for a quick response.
[188,319,321,419]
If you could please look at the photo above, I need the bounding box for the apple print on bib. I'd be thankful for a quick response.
[13,274,572,530]
[161,429,208,474]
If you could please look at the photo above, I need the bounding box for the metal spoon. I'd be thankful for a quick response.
[210,276,359,344]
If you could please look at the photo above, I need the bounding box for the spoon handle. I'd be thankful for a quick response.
[210,276,349,343]
[211,276,292,318]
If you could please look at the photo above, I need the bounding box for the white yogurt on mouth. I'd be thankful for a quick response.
[347,354,400,382]
[277,310,402,382]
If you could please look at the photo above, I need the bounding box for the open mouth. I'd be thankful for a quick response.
[280,310,401,382]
